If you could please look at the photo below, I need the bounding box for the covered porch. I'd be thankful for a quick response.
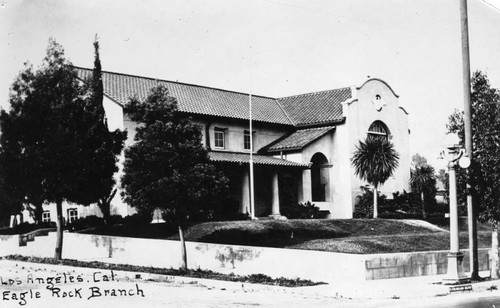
[209,151,309,219]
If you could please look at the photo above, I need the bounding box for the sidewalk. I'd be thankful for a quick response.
[1,258,497,301]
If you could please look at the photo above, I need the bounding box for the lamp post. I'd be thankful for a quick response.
[440,133,469,284]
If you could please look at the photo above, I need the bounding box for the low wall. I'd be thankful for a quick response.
[364,249,492,280]
[0,232,365,282]
[0,232,495,282]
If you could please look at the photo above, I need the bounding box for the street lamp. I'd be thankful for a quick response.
[440,133,469,284]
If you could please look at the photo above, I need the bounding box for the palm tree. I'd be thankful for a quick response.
[351,136,399,218]
[410,164,436,219]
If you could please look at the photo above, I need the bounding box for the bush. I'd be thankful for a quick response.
[354,187,435,219]
[122,212,153,226]
[67,215,105,231]
[353,186,388,218]
[382,190,421,214]
[282,201,321,219]
[109,215,124,225]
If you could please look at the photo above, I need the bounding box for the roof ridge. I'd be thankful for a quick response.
[296,125,336,131]
[71,65,277,100]
[277,87,351,100]
[275,99,296,126]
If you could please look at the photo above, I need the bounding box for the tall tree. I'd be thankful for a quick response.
[351,136,399,218]
[1,38,124,259]
[0,141,24,226]
[447,70,500,278]
[0,66,46,225]
[410,164,436,219]
[77,37,126,224]
[121,85,228,270]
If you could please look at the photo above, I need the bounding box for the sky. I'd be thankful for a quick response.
[1,0,500,170]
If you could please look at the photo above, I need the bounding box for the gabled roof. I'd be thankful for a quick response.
[266,126,336,153]
[75,67,353,127]
[208,151,309,168]
[75,67,293,126]
[277,88,351,126]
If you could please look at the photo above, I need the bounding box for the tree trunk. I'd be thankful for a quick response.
[178,224,188,271]
[54,199,64,260]
[33,203,44,225]
[99,188,117,225]
[491,223,500,279]
[373,186,378,219]
[98,200,110,225]
[421,191,427,219]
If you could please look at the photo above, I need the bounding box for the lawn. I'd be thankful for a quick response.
[82,218,496,254]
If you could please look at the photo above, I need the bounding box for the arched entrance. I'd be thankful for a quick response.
[310,153,330,202]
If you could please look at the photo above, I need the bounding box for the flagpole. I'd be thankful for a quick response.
[249,93,255,219]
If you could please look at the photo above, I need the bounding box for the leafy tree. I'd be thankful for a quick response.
[0,67,46,224]
[121,85,228,270]
[1,38,124,259]
[411,153,428,168]
[447,70,500,277]
[0,148,24,226]
[351,136,399,218]
[410,164,436,219]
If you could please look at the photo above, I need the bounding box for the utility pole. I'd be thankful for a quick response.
[459,0,479,280]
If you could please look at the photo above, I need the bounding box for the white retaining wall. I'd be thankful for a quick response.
[0,232,365,282]
[0,232,494,282]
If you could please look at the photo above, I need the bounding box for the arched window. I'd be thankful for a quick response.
[368,121,390,140]
[310,153,330,202]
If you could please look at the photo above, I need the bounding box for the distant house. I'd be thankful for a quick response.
[17,68,411,225]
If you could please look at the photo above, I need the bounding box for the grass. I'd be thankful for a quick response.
[1,255,325,287]
[81,217,495,254]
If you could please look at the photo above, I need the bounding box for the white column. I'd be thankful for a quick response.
[241,168,250,214]
[271,172,280,216]
[269,171,286,220]
[444,164,467,284]
[449,166,459,253]
[300,169,312,203]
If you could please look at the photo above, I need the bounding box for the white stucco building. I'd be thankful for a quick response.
[16,68,410,225]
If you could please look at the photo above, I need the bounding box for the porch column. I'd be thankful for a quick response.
[300,169,312,203]
[271,172,280,215]
[241,168,250,214]
[269,171,286,220]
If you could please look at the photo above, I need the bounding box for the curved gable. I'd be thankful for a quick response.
[356,78,399,98]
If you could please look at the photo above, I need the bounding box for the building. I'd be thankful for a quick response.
[16,67,410,226]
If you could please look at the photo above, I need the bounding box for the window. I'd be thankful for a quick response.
[214,128,225,149]
[244,130,252,150]
[368,121,390,140]
[42,211,51,223]
[67,209,78,224]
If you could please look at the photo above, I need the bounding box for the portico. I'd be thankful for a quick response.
[209,151,308,219]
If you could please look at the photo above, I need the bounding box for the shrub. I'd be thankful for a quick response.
[109,215,124,225]
[122,212,153,226]
[353,186,387,218]
[282,201,321,219]
[383,190,421,214]
[67,215,105,231]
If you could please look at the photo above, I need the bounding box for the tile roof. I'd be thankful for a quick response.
[75,67,293,126]
[208,151,309,168]
[267,126,336,152]
[277,88,351,126]
[75,67,352,127]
